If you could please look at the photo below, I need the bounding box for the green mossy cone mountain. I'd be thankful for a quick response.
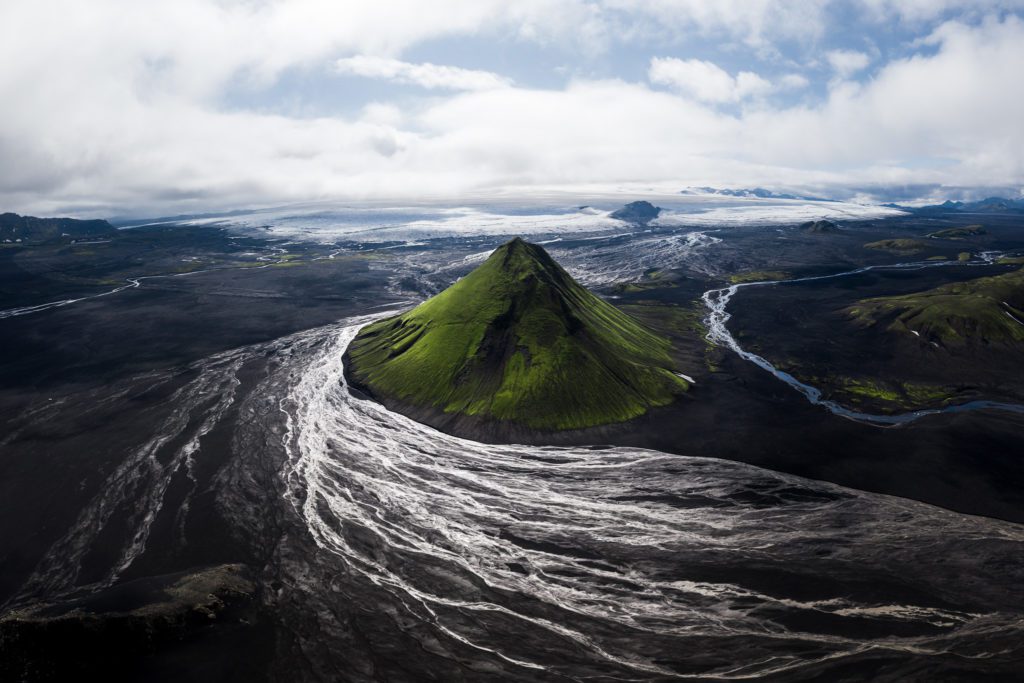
[346,237,688,431]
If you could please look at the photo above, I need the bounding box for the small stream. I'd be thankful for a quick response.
[701,255,1024,426]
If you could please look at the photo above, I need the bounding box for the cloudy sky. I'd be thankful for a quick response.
[2,0,1023,216]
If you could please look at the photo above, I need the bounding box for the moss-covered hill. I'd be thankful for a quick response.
[863,238,931,253]
[927,225,986,239]
[846,267,1024,348]
[345,237,689,431]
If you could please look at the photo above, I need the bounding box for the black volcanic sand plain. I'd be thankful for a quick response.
[1,212,1023,679]
[0,226,404,680]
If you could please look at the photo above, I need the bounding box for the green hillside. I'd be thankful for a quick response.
[346,237,688,430]
[846,267,1024,348]
[863,238,931,253]
[927,225,986,239]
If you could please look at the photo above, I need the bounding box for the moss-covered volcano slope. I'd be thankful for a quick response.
[345,238,688,431]
[846,267,1024,348]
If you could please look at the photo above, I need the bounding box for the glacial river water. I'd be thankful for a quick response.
[701,256,1024,425]
[266,318,1024,680]
[16,313,1024,680]
[10,278,1024,680]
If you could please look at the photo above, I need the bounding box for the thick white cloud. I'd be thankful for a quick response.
[1,2,1023,215]
[741,16,1024,184]
[648,58,773,103]
[336,56,511,91]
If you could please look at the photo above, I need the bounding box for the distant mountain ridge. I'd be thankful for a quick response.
[906,197,1024,214]
[0,212,116,244]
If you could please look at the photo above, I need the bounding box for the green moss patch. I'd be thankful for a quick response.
[927,225,986,239]
[863,239,931,253]
[613,280,677,294]
[829,377,955,410]
[729,270,791,284]
[846,267,1024,348]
